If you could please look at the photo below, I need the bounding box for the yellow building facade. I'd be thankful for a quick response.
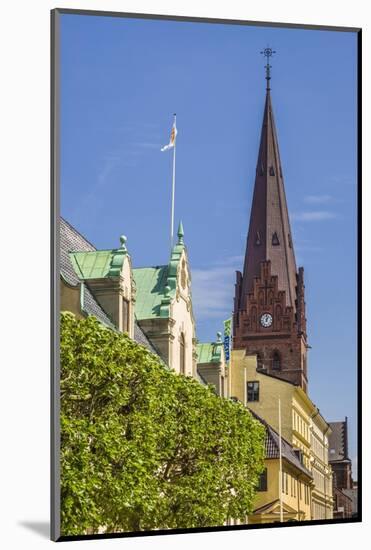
[249,415,312,524]
[231,350,333,522]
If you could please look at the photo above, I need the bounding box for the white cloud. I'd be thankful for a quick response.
[328,175,356,186]
[191,258,241,321]
[303,194,333,204]
[210,255,244,267]
[132,141,160,149]
[291,211,337,222]
[295,243,323,252]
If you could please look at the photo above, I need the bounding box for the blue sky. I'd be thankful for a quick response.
[60,14,358,472]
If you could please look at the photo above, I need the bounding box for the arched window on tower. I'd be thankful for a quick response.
[272,350,281,370]
[179,333,186,375]
[256,352,264,370]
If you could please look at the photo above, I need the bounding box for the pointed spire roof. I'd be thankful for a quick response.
[177,220,184,245]
[240,89,297,310]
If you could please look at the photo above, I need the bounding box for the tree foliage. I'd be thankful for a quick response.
[60,313,265,535]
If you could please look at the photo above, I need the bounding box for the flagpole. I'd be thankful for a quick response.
[278,397,284,522]
[170,113,177,249]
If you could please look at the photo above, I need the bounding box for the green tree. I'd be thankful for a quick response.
[60,313,265,535]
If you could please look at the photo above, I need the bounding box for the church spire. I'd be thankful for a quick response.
[239,51,297,312]
[233,53,308,392]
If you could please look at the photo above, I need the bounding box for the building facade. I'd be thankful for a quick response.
[249,411,312,524]
[133,222,197,376]
[60,218,198,376]
[230,350,333,520]
[196,332,229,397]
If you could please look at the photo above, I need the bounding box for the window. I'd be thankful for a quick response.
[256,352,264,370]
[272,351,281,370]
[272,231,280,245]
[122,298,130,333]
[257,468,267,491]
[179,333,185,375]
[247,381,259,402]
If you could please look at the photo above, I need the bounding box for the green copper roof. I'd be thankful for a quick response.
[69,243,128,280]
[133,220,188,321]
[70,251,113,279]
[197,342,223,364]
[133,266,169,319]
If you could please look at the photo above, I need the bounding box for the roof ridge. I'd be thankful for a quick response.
[72,248,117,254]
[248,407,292,448]
[254,367,299,387]
[133,265,167,270]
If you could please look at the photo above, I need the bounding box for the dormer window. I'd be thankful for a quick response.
[269,166,275,176]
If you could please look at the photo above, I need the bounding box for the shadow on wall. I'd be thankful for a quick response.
[18,521,49,539]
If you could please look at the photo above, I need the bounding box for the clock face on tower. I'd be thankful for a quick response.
[260,313,273,328]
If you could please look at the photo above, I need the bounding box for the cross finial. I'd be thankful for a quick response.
[260,47,276,91]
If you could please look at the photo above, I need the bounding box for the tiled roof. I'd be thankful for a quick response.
[82,284,116,329]
[328,420,348,462]
[133,266,168,319]
[195,368,208,386]
[133,320,157,353]
[60,217,157,354]
[196,342,222,364]
[60,218,95,286]
[249,409,312,478]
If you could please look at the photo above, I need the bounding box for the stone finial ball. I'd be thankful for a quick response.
[120,235,127,246]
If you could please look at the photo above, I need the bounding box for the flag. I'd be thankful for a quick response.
[161,120,177,151]
[224,318,232,364]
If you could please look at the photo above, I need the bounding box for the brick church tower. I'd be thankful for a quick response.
[233,50,308,392]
